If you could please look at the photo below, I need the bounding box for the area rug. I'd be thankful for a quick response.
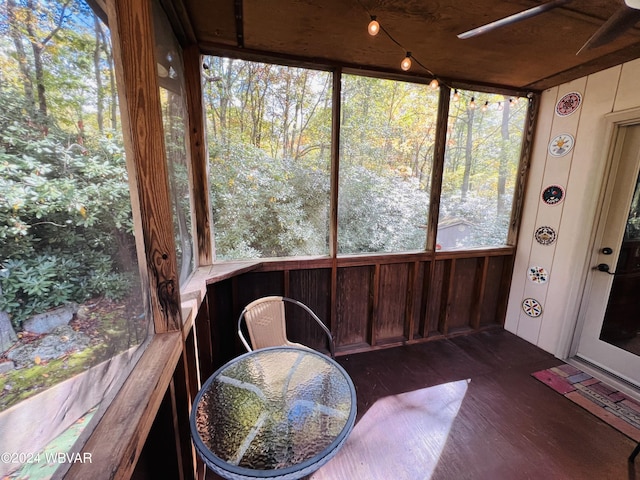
[532,364,640,442]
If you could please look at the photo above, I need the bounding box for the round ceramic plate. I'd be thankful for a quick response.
[522,298,543,317]
[555,92,582,117]
[548,133,574,157]
[541,185,565,206]
[528,266,549,284]
[534,226,557,246]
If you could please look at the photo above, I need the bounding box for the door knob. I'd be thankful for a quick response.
[596,263,615,275]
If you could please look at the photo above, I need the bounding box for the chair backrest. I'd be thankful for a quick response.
[237,296,335,357]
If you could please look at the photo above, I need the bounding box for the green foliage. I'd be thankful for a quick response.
[338,166,429,253]
[211,142,330,259]
[0,85,135,328]
[204,56,530,258]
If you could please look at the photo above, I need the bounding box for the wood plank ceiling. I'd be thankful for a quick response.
[172,0,640,92]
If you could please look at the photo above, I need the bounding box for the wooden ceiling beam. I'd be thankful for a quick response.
[234,0,244,48]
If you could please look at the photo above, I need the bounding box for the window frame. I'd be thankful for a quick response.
[202,54,536,260]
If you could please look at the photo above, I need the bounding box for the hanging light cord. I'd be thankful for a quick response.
[354,0,529,109]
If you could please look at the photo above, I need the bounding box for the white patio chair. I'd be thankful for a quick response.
[237,296,335,358]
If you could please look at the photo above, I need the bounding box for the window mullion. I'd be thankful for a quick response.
[426,84,451,252]
[329,67,342,258]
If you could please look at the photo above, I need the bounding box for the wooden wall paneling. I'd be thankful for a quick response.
[170,354,196,480]
[287,269,332,352]
[235,271,285,308]
[194,296,214,381]
[447,258,478,332]
[130,385,180,479]
[183,44,213,266]
[335,266,373,350]
[470,256,489,330]
[408,261,424,340]
[184,329,200,398]
[480,255,507,327]
[497,254,516,327]
[107,0,181,333]
[376,263,410,342]
[284,269,291,296]
[426,260,446,336]
[207,281,236,366]
[370,264,380,346]
[417,260,430,338]
[439,259,455,335]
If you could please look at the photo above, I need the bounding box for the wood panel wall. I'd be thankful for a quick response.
[207,249,513,362]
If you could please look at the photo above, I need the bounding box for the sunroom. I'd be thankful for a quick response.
[1,0,640,478]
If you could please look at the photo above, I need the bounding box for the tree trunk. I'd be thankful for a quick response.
[94,13,105,133]
[461,106,475,199]
[7,0,36,113]
[497,98,511,216]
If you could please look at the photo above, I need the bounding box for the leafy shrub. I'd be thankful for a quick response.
[0,87,137,329]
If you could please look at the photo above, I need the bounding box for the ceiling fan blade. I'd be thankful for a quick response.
[577,5,640,54]
[457,0,573,39]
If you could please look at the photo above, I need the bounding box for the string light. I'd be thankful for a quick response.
[368,15,380,36]
[359,2,532,108]
[401,52,412,71]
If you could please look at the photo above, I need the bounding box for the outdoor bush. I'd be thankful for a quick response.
[0,87,135,329]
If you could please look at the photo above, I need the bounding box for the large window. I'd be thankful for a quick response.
[438,90,527,249]
[204,58,333,260]
[338,75,438,254]
[0,1,149,476]
[204,58,529,260]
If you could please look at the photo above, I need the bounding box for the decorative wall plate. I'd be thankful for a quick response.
[555,92,582,117]
[548,133,574,157]
[541,185,565,206]
[534,226,557,246]
[522,298,543,318]
[528,266,549,284]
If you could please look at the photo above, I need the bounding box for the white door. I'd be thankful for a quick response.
[575,122,640,387]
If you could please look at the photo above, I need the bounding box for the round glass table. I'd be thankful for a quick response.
[190,346,357,480]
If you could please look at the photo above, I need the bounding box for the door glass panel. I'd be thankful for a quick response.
[599,170,640,355]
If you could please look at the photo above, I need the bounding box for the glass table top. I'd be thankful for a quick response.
[191,346,356,480]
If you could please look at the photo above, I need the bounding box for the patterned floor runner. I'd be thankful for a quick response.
[532,363,640,443]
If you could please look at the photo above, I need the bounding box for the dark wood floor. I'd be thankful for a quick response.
[206,329,640,480]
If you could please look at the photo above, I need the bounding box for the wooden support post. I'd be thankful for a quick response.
[508,93,540,245]
[184,44,214,266]
[427,85,451,251]
[107,0,181,332]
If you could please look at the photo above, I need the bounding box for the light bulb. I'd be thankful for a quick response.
[429,78,439,89]
[469,97,476,109]
[401,52,412,71]
[368,16,380,36]
[497,102,503,111]
[453,89,460,102]
[482,101,489,112]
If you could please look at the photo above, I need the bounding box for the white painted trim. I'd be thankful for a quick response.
[561,108,640,360]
